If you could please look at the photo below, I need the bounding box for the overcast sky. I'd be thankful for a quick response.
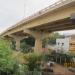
[0,0,75,35]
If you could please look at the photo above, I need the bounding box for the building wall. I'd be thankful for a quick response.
[69,38,75,52]
[56,38,69,53]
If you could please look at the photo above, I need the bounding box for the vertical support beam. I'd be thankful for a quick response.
[15,38,21,50]
[34,31,50,53]
[24,29,43,53]
[24,29,50,53]
[8,35,26,51]
[14,36,26,51]
[34,37,42,53]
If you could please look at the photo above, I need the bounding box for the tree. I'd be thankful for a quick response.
[20,37,35,53]
[0,38,15,74]
[48,33,64,44]
[42,33,64,47]
[24,53,42,71]
[21,37,35,47]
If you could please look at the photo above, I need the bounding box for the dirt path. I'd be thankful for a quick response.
[53,64,75,75]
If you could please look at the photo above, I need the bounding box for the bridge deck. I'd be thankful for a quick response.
[1,0,75,36]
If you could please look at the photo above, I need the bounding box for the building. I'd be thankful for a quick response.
[56,36,75,53]
[56,38,69,53]
[69,36,75,52]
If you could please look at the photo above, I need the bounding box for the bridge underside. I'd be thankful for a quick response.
[4,18,75,53]
[31,18,75,32]
[1,0,75,53]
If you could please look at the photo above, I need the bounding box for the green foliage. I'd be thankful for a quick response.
[13,63,28,75]
[68,52,75,57]
[24,37,35,47]
[11,40,16,50]
[0,38,35,75]
[0,38,16,74]
[21,37,35,47]
[51,52,73,64]
[42,51,73,65]
[24,53,42,71]
[20,42,33,53]
[20,37,35,53]
[42,33,64,47]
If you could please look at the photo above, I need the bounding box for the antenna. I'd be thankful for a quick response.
[24,0,28,18]
[24,1,26,18]
[24,1,29,18]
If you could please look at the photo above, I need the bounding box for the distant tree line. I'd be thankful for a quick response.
[42,32,64,47]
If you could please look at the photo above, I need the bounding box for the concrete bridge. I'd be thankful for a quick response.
[1,0,75,53]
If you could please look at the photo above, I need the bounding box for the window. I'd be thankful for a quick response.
[58,42,59,45]
[62,43,64,46]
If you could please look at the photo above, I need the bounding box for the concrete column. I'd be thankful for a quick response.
[34,32,50,53]
[14,36,26,51]
[34,37,42,53]
[8,35,26,51]
[24,29,50,53]
[15,38,21,50]
[42,31,50,39]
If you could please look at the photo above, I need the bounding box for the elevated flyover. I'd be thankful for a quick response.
[1,0,75,52]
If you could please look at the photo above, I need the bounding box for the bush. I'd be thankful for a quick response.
[20,37,35,53]
[24,53,42,71]
[42,51,73,65]
[20,42,32,53]
[13,63,28,75]
[0,38,31,75]
[0,38,16,75]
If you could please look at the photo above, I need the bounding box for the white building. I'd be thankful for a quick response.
[56,38,70,53]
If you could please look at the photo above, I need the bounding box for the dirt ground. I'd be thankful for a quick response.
[53,64,75,75]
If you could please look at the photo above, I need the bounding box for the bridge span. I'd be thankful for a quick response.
[1,0,75,52]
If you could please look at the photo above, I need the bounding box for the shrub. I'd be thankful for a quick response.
[20,42,33,53]
[42,51,73,65]
[0,38,16,74]
[24,53,42,71]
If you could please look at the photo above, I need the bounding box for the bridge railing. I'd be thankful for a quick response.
[26,0,68,19]
[6,0,73,31]
[20,0,73,26]
[40,0,67,12]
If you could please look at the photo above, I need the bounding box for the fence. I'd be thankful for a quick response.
[8,0,73,30]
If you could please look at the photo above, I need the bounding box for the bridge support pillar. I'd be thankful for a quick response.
[34,31,50,53]
[34,38,42,53]
[24,29,50,53]
[34,34,42,53]
[15,38,21,50]
[7,35,25,51]
[14,36,26,51]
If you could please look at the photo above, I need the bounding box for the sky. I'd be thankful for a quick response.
[0,0,75,35]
